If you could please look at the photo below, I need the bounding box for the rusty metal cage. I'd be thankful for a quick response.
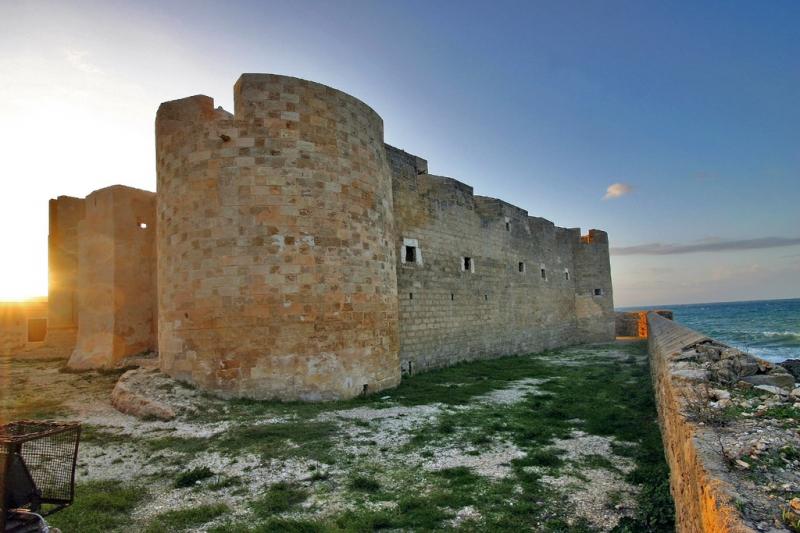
[1,420,81,525]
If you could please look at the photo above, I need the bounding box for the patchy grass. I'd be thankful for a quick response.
[251,482,309,516]
[23,341,673,532]
[0,394,67,420]
[144,503,229,532]
[396,342,674,531]
[347,475,382,493]
[217,420,338,463]
[175,466,214,488]
[47,480,147,533]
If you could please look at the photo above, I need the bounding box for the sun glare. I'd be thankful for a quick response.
[0,265,47,302]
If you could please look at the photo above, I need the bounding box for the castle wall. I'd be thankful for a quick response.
[67,186,156,370]
[573,230,615,342]
[155,74,400,400]
[0,300,49,357]
[389,149,613,372]
[46,195,85,355]
[2,73,617,397]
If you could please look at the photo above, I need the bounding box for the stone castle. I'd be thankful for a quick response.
[1,74,614,400]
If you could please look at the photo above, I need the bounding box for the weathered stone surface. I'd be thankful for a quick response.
[753,384,788,396]
[156,75,401,400]
[648,313,756,533]
[46,195,86,357]
[779,359,800,381]
[733,354,760,378]
[67,186,156,371]
[1,72,617,403]
[614,310,673,338]
[741,373,795,390]
[392,151,615,372]
[111,369,176,420]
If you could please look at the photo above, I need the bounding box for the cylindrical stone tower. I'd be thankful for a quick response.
[155,74,400,400]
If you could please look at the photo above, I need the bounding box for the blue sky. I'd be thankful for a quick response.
[1,0,798,306]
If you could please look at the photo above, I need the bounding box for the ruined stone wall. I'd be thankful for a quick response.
[46,196,85,355]
[390,151,614,372]
[67,186,156,370]
[155,74,400,400]
[0,300,49,357]
[647,312,754,533]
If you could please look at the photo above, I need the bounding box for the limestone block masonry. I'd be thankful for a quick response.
[648,313,754,533]
[47,195,85,355]
[67,186,157,370]
[155,74,401,400]
[1,73,616,401]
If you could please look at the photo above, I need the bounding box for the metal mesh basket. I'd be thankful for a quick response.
[1,420,81,515]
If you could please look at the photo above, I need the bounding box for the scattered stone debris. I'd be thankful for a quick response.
[4,344,666,532]
[676,339,800,531]
[423,442,526,479]
[447,505,482,527]
[534,431,637,529]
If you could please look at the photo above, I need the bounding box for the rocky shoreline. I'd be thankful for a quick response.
[649,312,800,533]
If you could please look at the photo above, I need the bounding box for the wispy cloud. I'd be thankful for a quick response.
[64,49,102,74]
[602,182,632,200]
[612,236,800,255]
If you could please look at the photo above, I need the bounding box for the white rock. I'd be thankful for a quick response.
[754,385,788,396]
[710,388,731,401]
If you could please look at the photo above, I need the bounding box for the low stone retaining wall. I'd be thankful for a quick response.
[647,312,755,533]
[615,309,673,338]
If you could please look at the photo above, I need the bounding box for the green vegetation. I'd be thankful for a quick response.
[347,475,382,493]
[144,503,229,532]
[47,480,147,533]
[40,341,673,532]
[0,393,66,420]
[175,466,214,487]
[251,482,309,516]
[217,420,338,463]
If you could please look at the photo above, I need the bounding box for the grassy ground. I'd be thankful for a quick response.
[11,342,674,532]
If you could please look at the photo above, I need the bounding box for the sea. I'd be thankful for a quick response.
[618,298,800,364]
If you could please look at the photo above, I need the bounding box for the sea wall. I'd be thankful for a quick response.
[647,312,755,533]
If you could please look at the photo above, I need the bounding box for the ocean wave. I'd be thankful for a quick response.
[762,331,800,339]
